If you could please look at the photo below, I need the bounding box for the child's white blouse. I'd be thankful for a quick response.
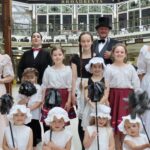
[17,84,42,120]
[105,64,140,90]
[42,65,72,91]
[43,128,72,148]
[123,134,150,150]
[86,125,112,150]
[27,84,42,120]
[4,125,31,150]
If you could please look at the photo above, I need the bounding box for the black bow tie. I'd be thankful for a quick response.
[98,39,105,43]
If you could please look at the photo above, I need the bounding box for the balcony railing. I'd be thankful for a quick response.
[11,25,150,43]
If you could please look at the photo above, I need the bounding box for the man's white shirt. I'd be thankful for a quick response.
[98,38,110,53]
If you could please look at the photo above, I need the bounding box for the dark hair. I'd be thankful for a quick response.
[50,46,65,56]
[111,43,128,63]
[78,32,94,89]
[90,63,104,70]
[31,32,43,40]
[78,31,94,43]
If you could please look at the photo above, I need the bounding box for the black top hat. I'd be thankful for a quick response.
[95,17,112,30]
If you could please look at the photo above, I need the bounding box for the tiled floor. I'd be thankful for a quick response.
[12,84,82,150]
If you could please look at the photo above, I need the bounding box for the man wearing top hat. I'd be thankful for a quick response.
[93,17,119,64]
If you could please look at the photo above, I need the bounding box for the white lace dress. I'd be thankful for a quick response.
[76,78,88,119]
[81,102,93,130]
[0,54,14,149]
[137,45,150,138]
[85,126,113,150]
[123,134,150,150]
[43,128,72,148]
[4,125,31,150]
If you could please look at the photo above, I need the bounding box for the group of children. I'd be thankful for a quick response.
[3,99,150,150]
[2,104,72,150]
[2,46,72,150]
[1,32,150,150]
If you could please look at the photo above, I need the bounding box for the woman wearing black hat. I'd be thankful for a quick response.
[93,17,119,64]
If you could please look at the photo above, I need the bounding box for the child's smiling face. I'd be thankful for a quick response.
[91,63,103,76]
[124,121,140,137]
[112,46,127,63]
[50,116,65,131]
[23,72,37,84]
[51,49,64,65]
[13,110,26,125]
[97,117,108,127]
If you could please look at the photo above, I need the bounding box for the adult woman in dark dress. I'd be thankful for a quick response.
[71,32,95,150]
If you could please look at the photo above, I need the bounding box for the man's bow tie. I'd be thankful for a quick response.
[98,39,105,43]
[32,48,41,51]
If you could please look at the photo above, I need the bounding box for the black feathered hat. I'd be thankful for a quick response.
[0,94,14,114]
[95,17,112,30]
[88,81,105,102]
[19,81,37,97]
[128,90,150,119]
[127,90,150,143]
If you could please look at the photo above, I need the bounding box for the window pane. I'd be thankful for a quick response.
[119,13,127,29]
[37,15,46,32]
[49,15,60,35]
[142,9,150,25]
[78,15,87,31]
[129,10,139,32]
[63,15,72,30]
[89,14,100,32]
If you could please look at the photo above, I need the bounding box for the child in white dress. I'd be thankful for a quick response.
[3,104,33,150]
[118,114,150,150]
[18,68,42,150]
[41,46,72,131]
[42,107,72,150]
[82,57,109,130]
[83,104,115,150]
[105,43,140,149]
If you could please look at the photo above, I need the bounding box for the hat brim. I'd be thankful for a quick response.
[45,114,69,126]
[118,115,142,134]
[90,112,111,120]
[95,24,112,30]
[7,105,32,124]
[85,57,106,73]
[44,107,69,126]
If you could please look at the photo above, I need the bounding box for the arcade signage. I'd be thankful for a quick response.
[28,0,104,3]
[28,0,61,3]
[61,0,103,3]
